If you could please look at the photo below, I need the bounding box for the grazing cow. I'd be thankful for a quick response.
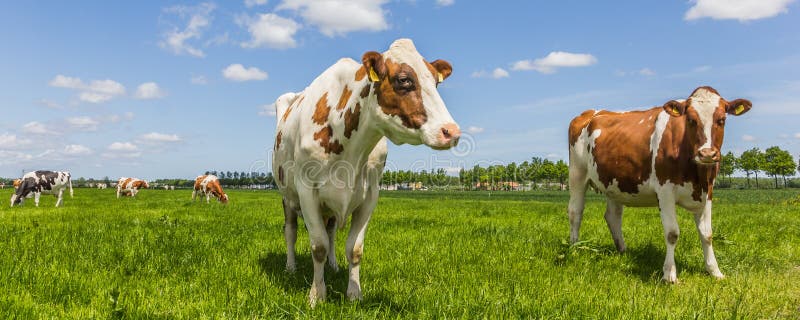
[116,177,149,198]
[97,183,108,189]
[568,86,752,283]
[273,38,460,306]
[192,175,228,204]
[10,171,74,207]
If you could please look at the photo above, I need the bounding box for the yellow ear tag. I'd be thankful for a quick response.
[735,104,745,115]
[437,72,444,83]
[672,107,681,115]
[368,68,380,82]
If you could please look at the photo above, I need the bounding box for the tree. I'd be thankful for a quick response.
[738,148,764,188]
[719,151,736,185]
[763,146,796,188]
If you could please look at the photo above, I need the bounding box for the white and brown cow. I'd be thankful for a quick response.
[192,175,228,204]
[116,177,149,198]
[11,170,74,207]
[273,38,460,306]
[568,86,752,283]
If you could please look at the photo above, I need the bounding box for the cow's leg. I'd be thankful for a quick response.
[191,189,197,201]
[604,199,626,252]
[55,189,64,207]
[693,201,724,279]
[567,164,588,243]
[658,194,680,283]
[326,217,339,272]
[116,187,121,198]
[34,192,41,207]
[346,188,377,301]
[298,192,328,307]
[282,198,298,272]
[132,188,137,198]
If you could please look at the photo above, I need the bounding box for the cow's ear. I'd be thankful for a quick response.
[726,99,752,116]
[430,59,453,83]
[662,100,686,117]
[362,51,386,82]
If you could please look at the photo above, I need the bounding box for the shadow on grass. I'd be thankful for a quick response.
[258,252,413,314]
[626,242,708,282]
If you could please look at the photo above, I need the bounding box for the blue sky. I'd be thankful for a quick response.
[1,0,799,179]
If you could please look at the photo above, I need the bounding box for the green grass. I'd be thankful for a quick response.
[0,188,798,318]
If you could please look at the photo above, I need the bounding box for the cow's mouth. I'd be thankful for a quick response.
[694,157,719,166]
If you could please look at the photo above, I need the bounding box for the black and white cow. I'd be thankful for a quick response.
[10,170,74,207]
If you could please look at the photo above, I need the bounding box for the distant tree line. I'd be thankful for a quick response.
[718,146,797,188]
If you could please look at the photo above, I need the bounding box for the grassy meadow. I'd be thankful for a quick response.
[0,187,798,318]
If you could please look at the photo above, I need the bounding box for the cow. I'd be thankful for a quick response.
[567,86,752,283]
[192,175,228,204]
[273,38,460,306]
[116,177,149,198]
[10,171,74,207]
[97,183,108,189]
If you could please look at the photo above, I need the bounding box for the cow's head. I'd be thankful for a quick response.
[220,193,229,204]
[662,86,752,165]
[362,38,460,150]
[10,179,30,207]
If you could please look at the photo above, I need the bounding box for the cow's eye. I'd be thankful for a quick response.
[396,77,414,89]
[717,118,726,126]
[687,118,696,126]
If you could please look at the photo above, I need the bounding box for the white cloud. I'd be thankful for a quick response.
[134,82,167,99]
[245,0,269,7]
[39,99,62,109]
[638,68,656,76]
[108,142,139,152]
[140,132,182,143]
[64,144,92,156]
[471,68,510,79]
[160,2,215,57]
[794,133,800,139]
[50,75,126,104]
[258,103,277,117]
[685,0,794,21]
[0,134,32,149]
[277,0,389,37]
[546,153,562,160]
[223,64,268,81]
[436,0,455,7]
[742,134,756,142]
[190,75,208,85]
[466,126,485,134]
[239,13,301,49]
[22,122,54,135]
[512,51,598,74]
[66,116,100,131]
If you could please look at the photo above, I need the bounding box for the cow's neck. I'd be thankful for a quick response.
[328,81,384,165]
[661,121,717,200]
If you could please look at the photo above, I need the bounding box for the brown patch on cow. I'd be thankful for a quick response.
[13,179,21,189]
[568,110,597,146]
[667,231,679,245]
[343,103,361,139]
[354,66,367,81]
[282,95,304,123]
[194,175,206,191]
[121,178,133,189]
[314,125,344,154]
[587,108,661,194]
[275,131,282,150]
[336,87,353,111]
[132,180,148,189]
[359,83,371,99]
[375,60,427,129]
[312,93,330,125]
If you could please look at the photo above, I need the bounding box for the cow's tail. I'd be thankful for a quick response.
[274,92,299,126]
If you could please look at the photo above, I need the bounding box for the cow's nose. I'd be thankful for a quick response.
[440,123,461,146]
[698,148,719,162]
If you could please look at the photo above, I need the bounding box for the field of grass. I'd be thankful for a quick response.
[0,187,798,318]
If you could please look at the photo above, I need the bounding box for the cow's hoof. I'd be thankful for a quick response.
[346,287,362,301]
[309,286,326,307]
[710,270,725,280]
[662,274,679,284]
[285,263,296,273]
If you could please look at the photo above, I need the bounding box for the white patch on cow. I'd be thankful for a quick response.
[689,88,721,151]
